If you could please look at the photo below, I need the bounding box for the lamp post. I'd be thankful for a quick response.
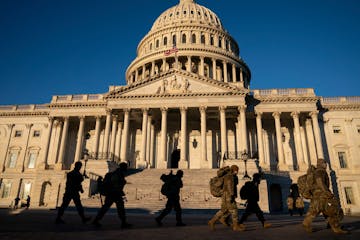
[83,149,89,179]
[241,150,251,179]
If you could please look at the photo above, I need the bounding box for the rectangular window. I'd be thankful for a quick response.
[344,187,355,204]
[22,183,31,199]
[338,152,348,168]
[33,130,40,137]
[1,182,12,198]
[8,153,18,168]
[14,130,22,137]
[28,153,37,169]
[333,126,341,134]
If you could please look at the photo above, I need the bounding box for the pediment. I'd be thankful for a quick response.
[106,70,245,99]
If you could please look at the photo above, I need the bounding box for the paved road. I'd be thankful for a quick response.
[0,208,359,240]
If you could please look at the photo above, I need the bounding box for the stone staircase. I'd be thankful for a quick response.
[81,168,254,213]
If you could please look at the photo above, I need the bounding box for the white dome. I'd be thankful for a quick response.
[150,0,224,32]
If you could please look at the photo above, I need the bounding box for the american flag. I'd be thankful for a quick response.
[164,44,178,56]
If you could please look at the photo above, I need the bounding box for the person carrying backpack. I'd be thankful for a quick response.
[302,158,347,234]
[92,162,132,229]
[155,170,186,227]
[238,173,271,230]
[208,165,243,231]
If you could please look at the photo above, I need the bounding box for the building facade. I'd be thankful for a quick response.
[0,0,359,214]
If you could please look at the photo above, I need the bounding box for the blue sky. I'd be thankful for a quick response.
[0,0,359,105]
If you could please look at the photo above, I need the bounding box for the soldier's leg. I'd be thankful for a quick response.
[72,193,89,222]
[302,202,318,233]
[208,209,226,231]
[93,196,114,224]
[239,203,252,224]
[56,193,72,221]
[174,199,184,225]
[327,215,348,234]
[156,198,173,222]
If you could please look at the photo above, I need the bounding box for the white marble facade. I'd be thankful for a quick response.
[0,0,359,214]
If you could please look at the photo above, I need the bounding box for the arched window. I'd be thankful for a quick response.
[201,34,205,44]
[192,34,196,43]
[164,37,168,46]
[210,35,214,45]
[172,35,177,45]
[150,43,152,50]
[156,39,159,48]
[182,34,186,43]
[218,37,222,48]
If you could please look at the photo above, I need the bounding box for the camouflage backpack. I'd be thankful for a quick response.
[297,165,316,199]
[209,166,230,197]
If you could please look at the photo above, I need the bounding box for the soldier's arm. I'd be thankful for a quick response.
[315,177,332,196]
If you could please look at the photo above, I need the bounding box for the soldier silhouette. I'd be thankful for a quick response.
[55,161,91,224]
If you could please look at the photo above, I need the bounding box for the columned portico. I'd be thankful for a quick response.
[239,105,248,153]
[200,106,208,167]
[93,116,101,159]
[103,110,112,157]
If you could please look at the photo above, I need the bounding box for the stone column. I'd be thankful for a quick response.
[160,107,168,167]
[151,61,155,76]
[120,109,130,163]
[255,111,265,166]
[93,116,101,159]
[240,68,244,83]
[223,61,228,82]
[179,107,188,168]
[146,115,152,166]
[212,58,217,80]
[135,69,138,82]
[200,106,208,165]
[199,56,204,76]
[40,117,53,169]
[139,108,148,167]
[162,59,166,72]
[57,117,69,167]
[115,122,123,161]
[149,122,155,168]
[1,124,14,172]
[310,111,324,160]
[291,111,305,170]
[239,105,248,153]
[305,118,317,165]
[232,64,237,82]
[273,112,285,170]
[186,56,191,72]
[21,124,33,171]
[103,110,112,158]
[219,106,228,160]
[109,116,118,160]
[142,65,146,79]
[74,116,85,162]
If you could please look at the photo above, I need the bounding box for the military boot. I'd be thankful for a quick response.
[263,221,272,228]
[219,216,230,227]
[332,227,348,234]
[233,223,245,231]
[208,218,217,231]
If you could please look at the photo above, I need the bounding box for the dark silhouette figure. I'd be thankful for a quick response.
[26,195,31,209]
[155,170,186,227]
[238,173,271,230]
[92,162,132,228]
[13,197,20,209]
[55,161,91,224]
[287,184,304,216]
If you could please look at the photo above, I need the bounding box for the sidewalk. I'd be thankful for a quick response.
[0,208,359,240]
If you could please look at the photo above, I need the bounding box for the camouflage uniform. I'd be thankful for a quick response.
[208,165,242,231]
[303,159,347,234]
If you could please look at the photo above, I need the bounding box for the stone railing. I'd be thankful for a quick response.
[321,96,360,104]
[252,88,315,97]
[0,104,49,111]
[51,94,104,103]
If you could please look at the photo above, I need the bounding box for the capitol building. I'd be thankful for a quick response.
[0,0,359,214]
